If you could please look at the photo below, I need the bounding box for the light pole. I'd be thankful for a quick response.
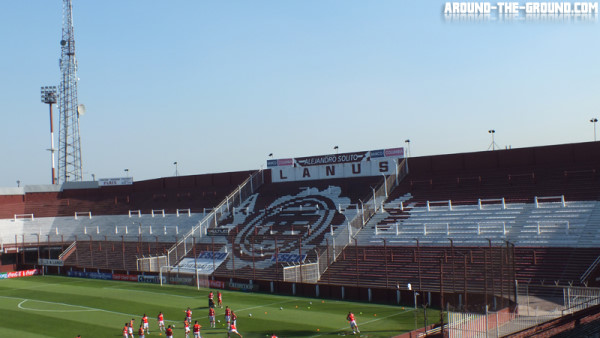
[41,86,58,184]
[334,146,339,154]
[124,168,129,178]
[173,161,179,176]
[405,139,411,157]
[488,130,498,151]
[591,118,598,141]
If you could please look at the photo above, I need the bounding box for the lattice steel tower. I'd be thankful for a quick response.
[57,0,83,183]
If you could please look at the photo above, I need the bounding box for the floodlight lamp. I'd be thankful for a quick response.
[40,86,58,104]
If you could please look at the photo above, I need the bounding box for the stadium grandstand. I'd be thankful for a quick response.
[2,141,600,337]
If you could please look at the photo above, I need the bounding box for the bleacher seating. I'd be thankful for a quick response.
[198,177,381,280]
[3,141,600,294]
[0,171,254,220]
[63,240,173,271]
[325,143,600,289]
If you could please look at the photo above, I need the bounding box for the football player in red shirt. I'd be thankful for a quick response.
[142,314,150,334]
[122,323,129,338]
[184,318,191,338]
[138,324,145,338]
[208,307,216,328]
[193,320,202,338]
[209,290,215,308]
[228,322,243,338]
[186,307,193,324]
[225,306,231,326]
[128,318,134,338]
[231,311,237,326]
[218,291,223,308]
[157,312,165,332]
[165,325,174,338]
[347,311,360,334]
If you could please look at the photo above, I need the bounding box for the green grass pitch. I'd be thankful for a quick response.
[0,276,438,337]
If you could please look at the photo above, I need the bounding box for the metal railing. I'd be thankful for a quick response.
[137,169,265,271]
[315,158,409,281]
[580,255,600,284]
[445,285,600,338]
[58,241,77,260]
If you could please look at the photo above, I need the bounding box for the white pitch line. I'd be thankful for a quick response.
[104,286,302,312]
[235,298,301,312]
[0,279,88,293]
[17,299,96,313]
[306,308,415,338]
[0,295,178,322]
[102,286,193,299]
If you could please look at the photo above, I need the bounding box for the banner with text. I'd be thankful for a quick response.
[173,251,229,275]
[269,147,404,183]
[38,259,64,266]
[98,177,133,186]
[0,269,39,280]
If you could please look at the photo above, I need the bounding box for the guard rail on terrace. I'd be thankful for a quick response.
[136,169,265,272]
[443,285,600,338]
[306,158,409,283]
[581,255,600,284]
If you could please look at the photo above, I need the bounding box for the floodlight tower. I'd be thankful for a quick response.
[57,0,83,183]
[41,86,58,184]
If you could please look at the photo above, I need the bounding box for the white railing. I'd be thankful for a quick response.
[128,210,142,218]
[176,208,191,217]
[151,209,165,218]
[535,195,566,208]
[162,169,265,269]
[580,255,600,284]
[14,214,34,221]
[446,286,600,338]
[58,241,77,260]
[74,211,91,220]
[316,158,409,280]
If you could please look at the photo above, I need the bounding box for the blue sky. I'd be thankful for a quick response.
[0,1,598,187]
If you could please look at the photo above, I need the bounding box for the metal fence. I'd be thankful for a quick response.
[445,285,600,337]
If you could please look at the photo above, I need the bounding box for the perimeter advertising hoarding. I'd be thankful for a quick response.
[0,269,39,279]
[67,270,113,280]
[137,274,167,284]
[113,273,138,282]
[198,279,225,289]
[269,147,404,183]
[228,281,259,292]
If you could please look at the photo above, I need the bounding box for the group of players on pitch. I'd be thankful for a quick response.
[119,290,361,337]
[121,290,243,338]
